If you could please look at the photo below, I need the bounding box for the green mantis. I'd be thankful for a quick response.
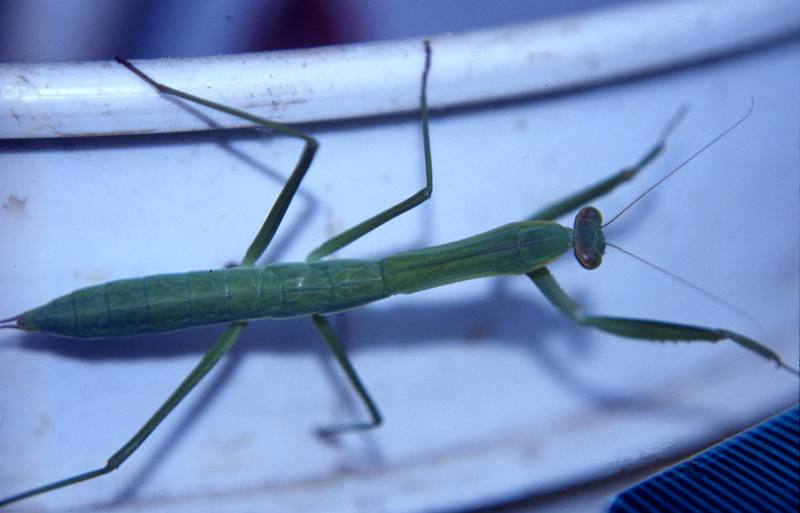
[1,40,798,509]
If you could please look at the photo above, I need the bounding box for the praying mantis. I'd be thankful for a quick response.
[1,39,798,511]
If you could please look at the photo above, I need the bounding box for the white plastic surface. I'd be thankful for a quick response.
[1,4,799,513]
[1,0,799,139]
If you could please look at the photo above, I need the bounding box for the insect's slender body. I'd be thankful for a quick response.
[17,221,570,337]
[1,40,795,509]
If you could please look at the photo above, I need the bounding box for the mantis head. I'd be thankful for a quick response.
[573,206,605,270]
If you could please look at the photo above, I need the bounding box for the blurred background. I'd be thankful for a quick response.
[0,0,636,62]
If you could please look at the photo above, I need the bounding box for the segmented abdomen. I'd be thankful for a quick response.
[18,260,389,338]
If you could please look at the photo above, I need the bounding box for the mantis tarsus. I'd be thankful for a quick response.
[0,40,797,508]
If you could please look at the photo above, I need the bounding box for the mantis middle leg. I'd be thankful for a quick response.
[306,40,434,436]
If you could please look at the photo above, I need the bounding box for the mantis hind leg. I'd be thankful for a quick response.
[527,104,687,222]
[305,40,434,435]
[0,59,323,508]
[528,267,798,375]
[115,56,319,267]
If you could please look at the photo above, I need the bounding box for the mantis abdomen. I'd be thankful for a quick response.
[18,261,388,337]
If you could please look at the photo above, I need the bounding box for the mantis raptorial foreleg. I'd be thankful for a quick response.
[527,105,687,222]
[516,98,795,373]
[528,268,798,375]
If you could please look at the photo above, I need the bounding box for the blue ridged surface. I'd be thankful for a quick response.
[609,406,799,513]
